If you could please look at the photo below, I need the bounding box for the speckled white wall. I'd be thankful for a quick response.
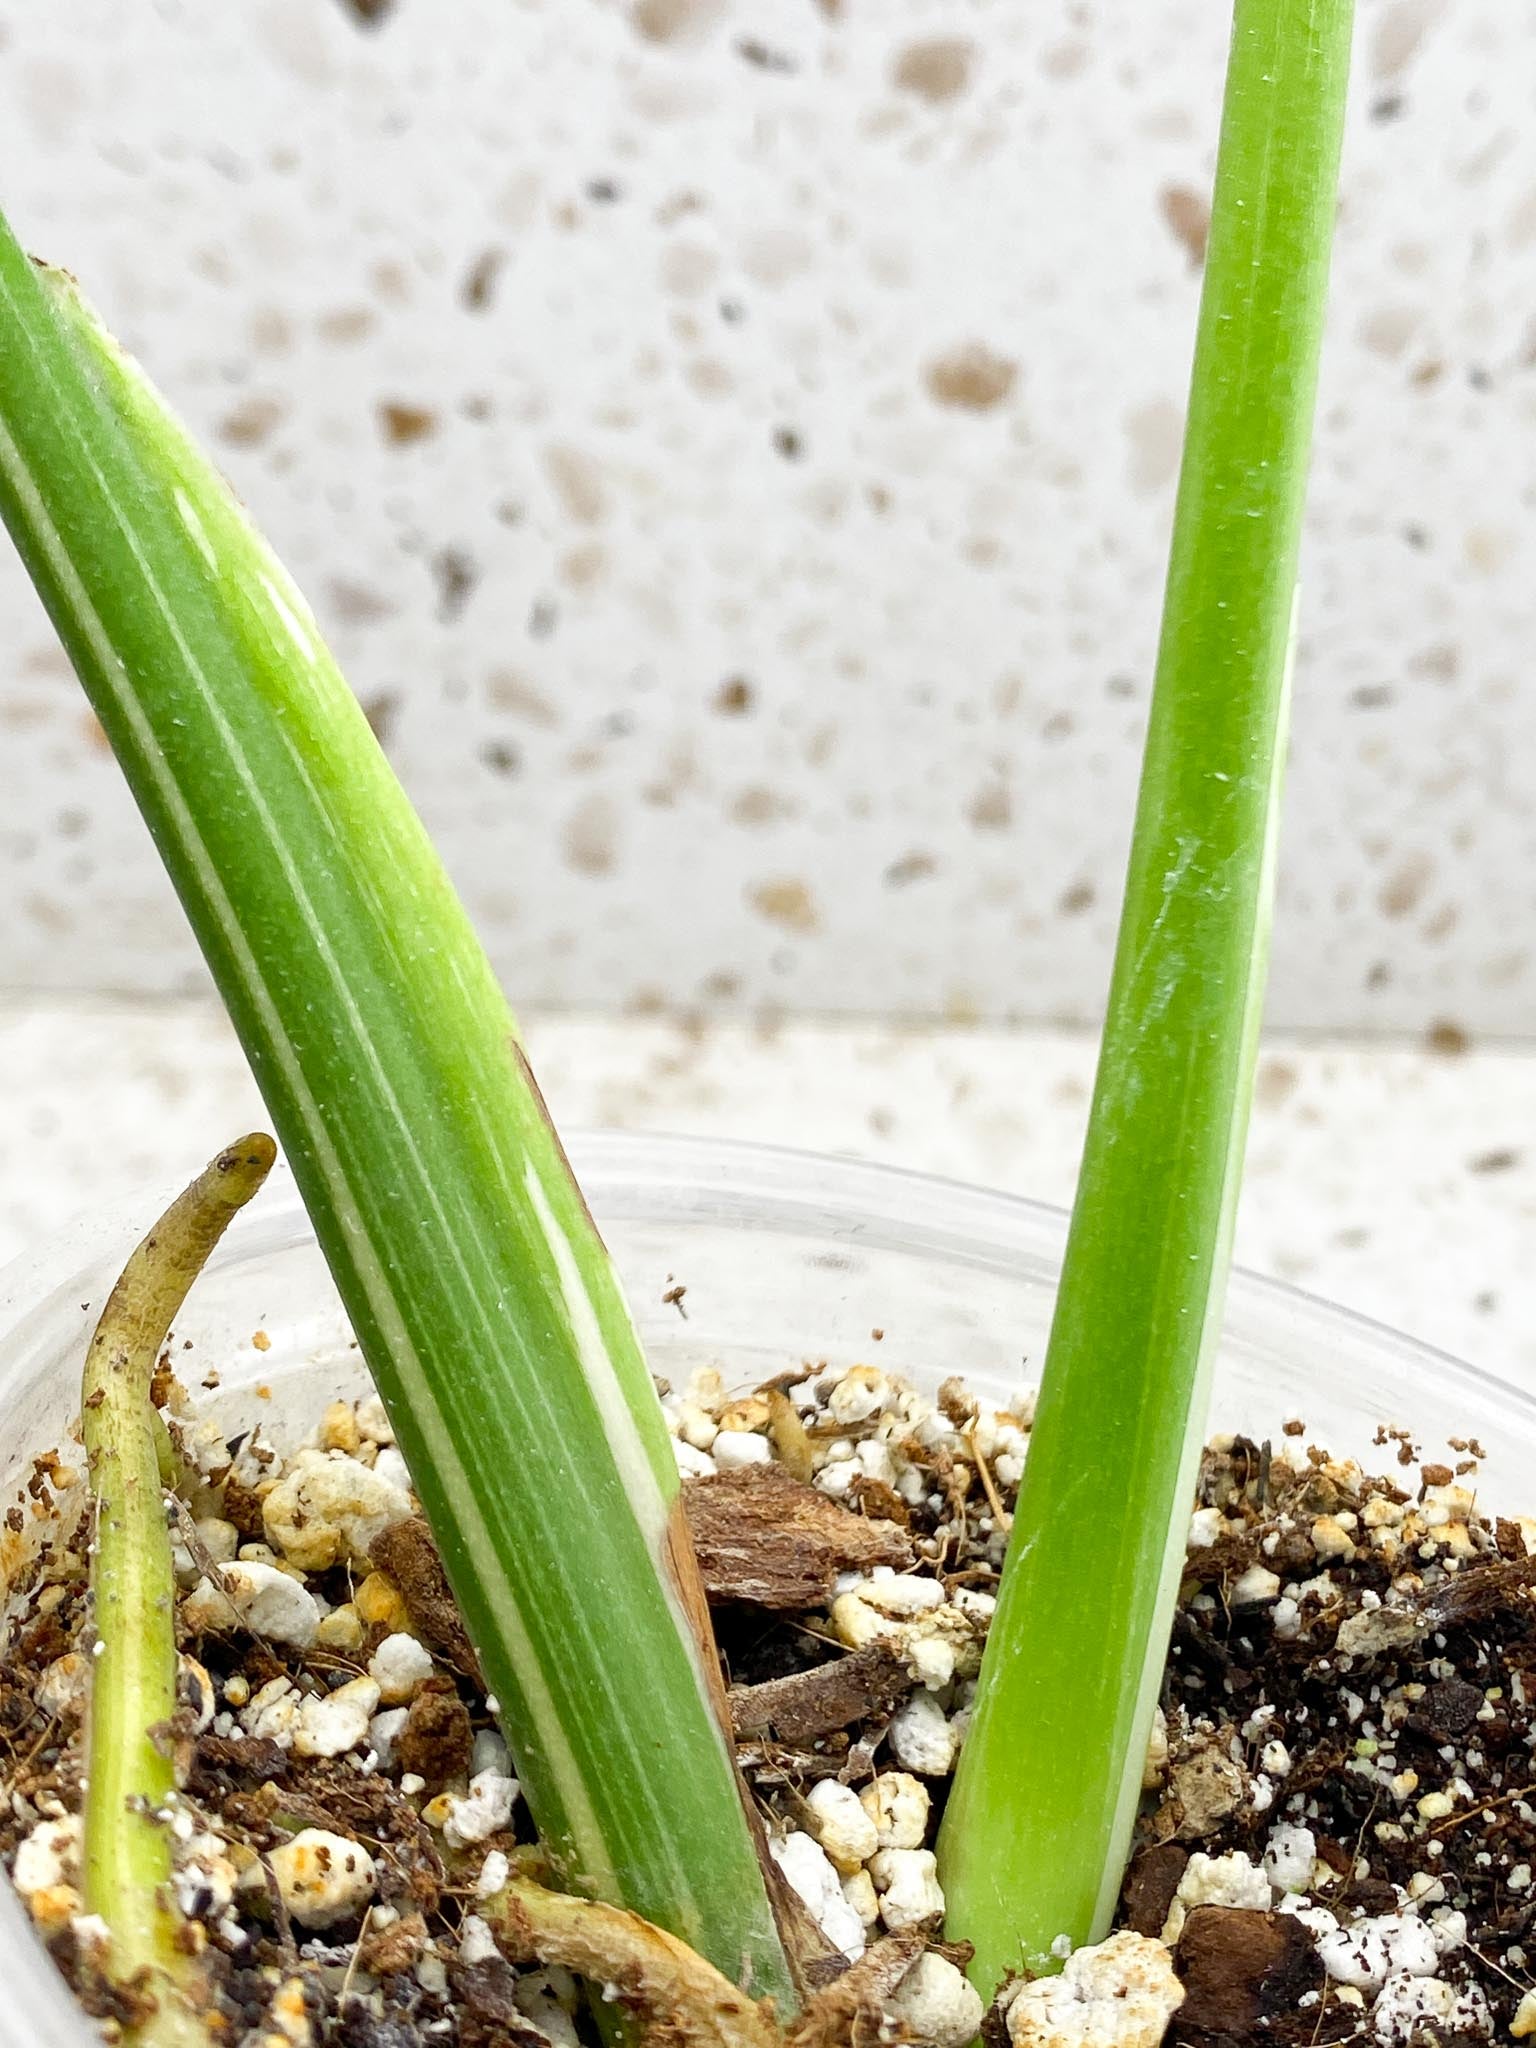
[0,0,1531,1031]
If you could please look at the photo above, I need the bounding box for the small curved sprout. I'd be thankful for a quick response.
[82,1135,276,2046]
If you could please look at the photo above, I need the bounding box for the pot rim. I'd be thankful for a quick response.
[0,1125,1525,2048]
[0,1124,1521,1430]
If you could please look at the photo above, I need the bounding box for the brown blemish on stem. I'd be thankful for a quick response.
[661,1497,834,1991]
[506,1040,608,1251]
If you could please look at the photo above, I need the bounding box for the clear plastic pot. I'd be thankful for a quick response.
[0,1130,1525,2046]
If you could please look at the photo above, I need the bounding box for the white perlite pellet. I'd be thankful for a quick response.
[805,1779,879,1872]
[711,1430,773,1471]
[242,1676,302,1745]
[12,1815,82,1910]
[770,1831,866,1960]
[441,1770,520,1849]
[859,1771,931,1850]
[293,1676,380,1759]
[1005,1932,1184,2048]
[888,1952,985,2048]
[1162,1850,1270,1944]
[852,1568,946,1618]
[472,1728,512,1779]
[172,1832,238,1920]
[1263,1822,1317,1895]
[868,1848,945,1931]
[262,1447,412,1570]
[672,1439,717,1479]
[368,1707,409,1770]
[373,1446,413,1496]
[516,1972,582,2048]
[826,1369,890,1425]
[1141,1707,1169,1791]
[841,1869,880,1928]
[1372,1972,1490,2045]
[368,1632,435,1705]
[1230,1565,1281,1607]
[458,1915,500,1967]
[1316,1913,1439,1991]
[261,1829,376,1929]
[675,1403,718,1450]
[888,1690,960,1776]
[183,1561,320,1647]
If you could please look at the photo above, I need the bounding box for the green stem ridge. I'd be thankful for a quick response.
[82,1135,276,2045]
[937,0,1354,1989]
[0,223,795,2007]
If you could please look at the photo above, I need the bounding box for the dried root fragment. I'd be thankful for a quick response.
[483,1870,783,2048]
[482,1868,934,2048]
[728,1645,912,1746]
[784,1930,928,2048]
[684,1467,912,1609]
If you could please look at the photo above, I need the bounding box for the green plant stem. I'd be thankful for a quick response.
[0,222,797,2006]
[82,1134,276,2045]
[937,0,1354,1990]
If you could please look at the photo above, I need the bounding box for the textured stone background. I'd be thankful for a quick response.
[0,0,1532,1031]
